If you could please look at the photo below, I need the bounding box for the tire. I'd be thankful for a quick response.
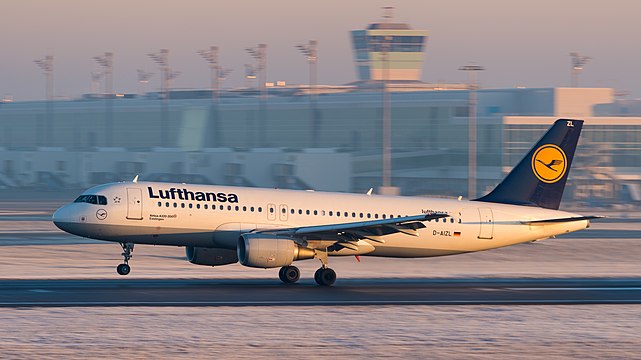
[315,268,336,286]
[278,266,287,283]
[117,263,131,276]
[283,266,300,283]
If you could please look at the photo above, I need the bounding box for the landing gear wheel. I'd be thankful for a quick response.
[279,266,300,284]
[117,243,134,276]
[116,263,131,276]
[314,267,336,286]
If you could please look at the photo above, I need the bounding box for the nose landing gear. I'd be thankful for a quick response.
[116,243,134,276]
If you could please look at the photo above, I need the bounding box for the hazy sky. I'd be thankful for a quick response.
[3,0,641,100]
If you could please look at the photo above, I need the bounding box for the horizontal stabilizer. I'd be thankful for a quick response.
[521,215,604,225]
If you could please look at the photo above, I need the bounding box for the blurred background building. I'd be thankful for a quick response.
[1,11,640,206]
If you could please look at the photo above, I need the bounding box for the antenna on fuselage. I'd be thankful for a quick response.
[132,175,139,183]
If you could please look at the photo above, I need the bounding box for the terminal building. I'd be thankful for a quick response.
[1,14,640,206]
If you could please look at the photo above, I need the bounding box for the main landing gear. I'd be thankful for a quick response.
[116,242,134,276]
[277,249,337,286]
[313,249,336,286]
[278,265,301,283]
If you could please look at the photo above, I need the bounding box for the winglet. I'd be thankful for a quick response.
[132,175,139,183]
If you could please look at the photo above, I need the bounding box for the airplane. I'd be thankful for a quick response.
[53,119,599,286]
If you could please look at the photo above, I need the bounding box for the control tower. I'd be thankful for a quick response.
[350,8,428,82]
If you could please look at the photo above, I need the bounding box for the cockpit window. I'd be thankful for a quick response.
[74,195,108,205]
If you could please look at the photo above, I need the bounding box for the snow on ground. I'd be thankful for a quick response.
[1,213,640,358]
[0,306,640,359]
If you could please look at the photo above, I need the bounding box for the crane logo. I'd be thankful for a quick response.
[531,144,567,183]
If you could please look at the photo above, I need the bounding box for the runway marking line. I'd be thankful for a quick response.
[508,287,641,291]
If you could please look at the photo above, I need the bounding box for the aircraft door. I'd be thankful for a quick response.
[267,203,276,221]
[279,204,288,221]
[126,188,143,220]
[477,207,494,239]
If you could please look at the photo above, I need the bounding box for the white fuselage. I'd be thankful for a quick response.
[52,181,589,258]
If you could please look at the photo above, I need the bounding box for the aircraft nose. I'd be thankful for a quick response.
[52,205,77,233]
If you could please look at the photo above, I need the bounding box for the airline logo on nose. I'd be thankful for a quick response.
[532,144,567,183]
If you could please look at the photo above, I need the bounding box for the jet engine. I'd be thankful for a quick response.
[238,234,316,268]
[186,246,239,266]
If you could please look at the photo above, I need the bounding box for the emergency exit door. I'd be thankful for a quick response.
[477,207,494,239]
[126,188,143,220]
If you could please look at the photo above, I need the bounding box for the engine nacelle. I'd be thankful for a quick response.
[237,234,316,268]
[186,246,238,266]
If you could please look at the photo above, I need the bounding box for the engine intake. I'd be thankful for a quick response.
[238,234,316,268]
[186,246,239,266]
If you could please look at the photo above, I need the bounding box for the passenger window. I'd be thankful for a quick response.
[227,205,232,211]
[298,209,303,215]
[352,212,356,218]
[235,206,239,211]
[306,210,310,215]
[337,212,340,217]
[165,202,169,207]
[204,204,208,209]
[157,201,161,207]
[282,208,286,213]
[196,204,200,209]
[382,214,386,219]
[291,209,295,214]
[258,207,262,212]
[174,203,178,208]
[344,212,348,217]
[220,205,224,210]
[270,207,274,213]
[329,211,333,216]
[189,204,193,209]
[374,214,378,219]
[181,203,185,208]
[359,213,363,218]
[251,207,254,212]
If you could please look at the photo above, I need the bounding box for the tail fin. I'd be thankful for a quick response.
[475,119,583,210]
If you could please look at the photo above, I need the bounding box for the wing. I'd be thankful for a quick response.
[255,213,449,251]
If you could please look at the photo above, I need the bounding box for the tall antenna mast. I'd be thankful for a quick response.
[382,6,395,22]
[570,52,591,87]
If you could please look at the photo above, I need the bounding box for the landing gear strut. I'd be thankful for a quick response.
[278,265,301,284]
[116,242,134,276]
[314,250,336,286]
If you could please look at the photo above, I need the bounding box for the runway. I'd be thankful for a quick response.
[1,278,640,307]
